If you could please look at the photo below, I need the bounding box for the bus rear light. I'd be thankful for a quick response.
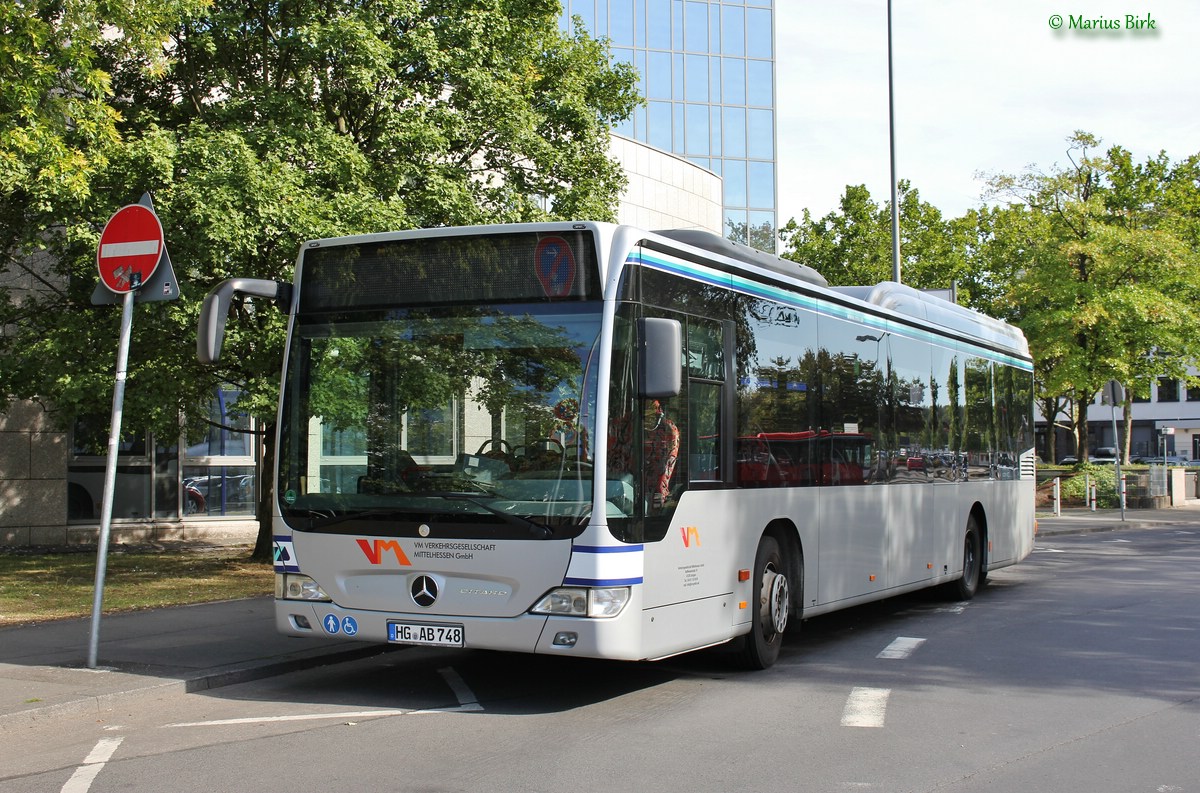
[532,586,631,618]
[275,573,332,602]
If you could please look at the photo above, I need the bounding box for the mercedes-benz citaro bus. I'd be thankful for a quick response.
[197,222,1035,669]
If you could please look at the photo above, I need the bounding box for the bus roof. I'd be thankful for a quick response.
[293,221,1030,362]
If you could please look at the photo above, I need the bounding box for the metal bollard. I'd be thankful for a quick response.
[1053,476,1061,517]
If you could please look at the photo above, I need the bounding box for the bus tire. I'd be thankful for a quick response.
[737,535,789,670]
[951,515,983,601]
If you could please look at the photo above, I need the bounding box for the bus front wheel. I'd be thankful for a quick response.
[951,516,984,601]
[737,535,789,670]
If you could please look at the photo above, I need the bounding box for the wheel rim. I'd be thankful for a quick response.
[761,563,790,637]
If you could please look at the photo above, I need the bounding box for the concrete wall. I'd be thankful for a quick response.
[610,135,723,235]
[0,399,68,545]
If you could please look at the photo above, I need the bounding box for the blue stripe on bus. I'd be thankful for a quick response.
[563,577,644,587]
[626,250,1034,372]
[572,544,645,553]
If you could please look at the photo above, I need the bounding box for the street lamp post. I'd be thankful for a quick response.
[887,0,901,284]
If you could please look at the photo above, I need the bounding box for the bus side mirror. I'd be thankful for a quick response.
[638,317,682,398]
[197,278,291,364]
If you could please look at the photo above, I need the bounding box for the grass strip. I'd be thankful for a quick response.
[0,546,273,626]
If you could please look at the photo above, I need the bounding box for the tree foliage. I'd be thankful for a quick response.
[0,0,639,444]
[778,181,977,296]
[983,132,1200,460]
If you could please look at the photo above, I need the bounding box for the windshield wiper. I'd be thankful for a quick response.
[301,497,552,539]
[420,492,553,539]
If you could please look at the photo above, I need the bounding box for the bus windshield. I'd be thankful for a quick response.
[277,303,602,537]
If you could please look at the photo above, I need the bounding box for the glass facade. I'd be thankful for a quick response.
[66,387,260,523]
[560,0,777,251]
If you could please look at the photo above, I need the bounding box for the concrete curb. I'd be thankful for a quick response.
[0,644,395,731]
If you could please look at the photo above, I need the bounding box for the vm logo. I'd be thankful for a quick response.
[356,538,412,566]
[680,526,701,548]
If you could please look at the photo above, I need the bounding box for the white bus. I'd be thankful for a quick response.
[198,222,1035,669]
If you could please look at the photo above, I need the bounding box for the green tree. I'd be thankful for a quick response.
[984,132,1200,462]
[1,0,638,555]
[778,181,975,295]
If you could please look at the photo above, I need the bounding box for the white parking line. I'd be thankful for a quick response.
[842,687,890,728]
[439,667,480,708]
[166,710,412,727]
[877,637,926,659]
[61,737,123,793]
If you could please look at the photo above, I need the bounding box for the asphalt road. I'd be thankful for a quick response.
[3,524,1198,793]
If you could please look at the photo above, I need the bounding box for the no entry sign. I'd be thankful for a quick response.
[96,204,165,293]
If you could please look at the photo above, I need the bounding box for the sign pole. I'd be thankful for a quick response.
[86,195,175,667]
[87,278,139,668]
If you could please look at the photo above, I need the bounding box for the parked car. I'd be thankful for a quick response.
[1057,455,1078,465]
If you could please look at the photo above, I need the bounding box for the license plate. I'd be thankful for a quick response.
[388,622,464,647]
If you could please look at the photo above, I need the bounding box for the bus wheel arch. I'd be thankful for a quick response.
[972,503,990,585]
[765,518,804,627]
[950,506,987,600]
[736,520,801,670]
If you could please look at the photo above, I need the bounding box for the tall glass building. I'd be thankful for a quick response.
[558,0,777,251]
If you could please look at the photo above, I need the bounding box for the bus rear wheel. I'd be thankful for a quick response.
[951,516,983,601]
[737,535,789,670]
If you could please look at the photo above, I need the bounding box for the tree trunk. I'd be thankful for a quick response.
[1037,396,1059,463]
[251,423,276,562]
[1076,395,1090,462]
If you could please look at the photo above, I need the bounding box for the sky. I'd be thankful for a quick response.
[774,1,1200,225]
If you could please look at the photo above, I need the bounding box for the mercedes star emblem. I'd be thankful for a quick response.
[411,575,438,607]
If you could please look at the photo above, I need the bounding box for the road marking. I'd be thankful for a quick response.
[440,667,479,708]
[1035,546,1065,553]
[166,710,412,727]
[409,668,484,713]
[61,737,123,793]
[877,637,926,659]
[932,604,967,614]
[841,687,890,728]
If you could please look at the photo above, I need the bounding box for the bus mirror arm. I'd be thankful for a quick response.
[197,278,289,364]
[638,317,682,398]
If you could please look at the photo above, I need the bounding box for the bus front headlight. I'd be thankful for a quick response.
[531,586,630,618]
[275,573,331,602]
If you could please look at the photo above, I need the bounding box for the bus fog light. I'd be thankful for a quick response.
[587,587,631,617]
[553,631,578,647]
[276,573,331,602]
